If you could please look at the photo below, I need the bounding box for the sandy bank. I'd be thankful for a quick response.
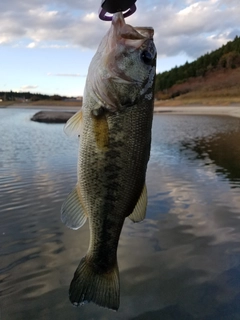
[0,100,81,111]
[1,103,80,112]
[155,105,240,118]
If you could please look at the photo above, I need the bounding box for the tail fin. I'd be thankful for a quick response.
[69,256,120,311]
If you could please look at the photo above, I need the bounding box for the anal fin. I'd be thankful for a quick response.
[61,185,87,230]
[128,184,147,223]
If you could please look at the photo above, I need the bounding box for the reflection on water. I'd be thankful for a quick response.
[182,129,240,184]
[1,109,240,319]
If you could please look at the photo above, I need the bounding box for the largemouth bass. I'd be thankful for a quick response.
[61,12,156,310]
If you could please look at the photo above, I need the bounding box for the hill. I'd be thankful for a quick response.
[0,91,68,102]
[155,35,240,105]
[0,92,82,107]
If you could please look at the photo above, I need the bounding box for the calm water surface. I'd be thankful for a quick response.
[1,108,240,320]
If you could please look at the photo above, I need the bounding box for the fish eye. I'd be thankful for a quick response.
[141,50,153,65]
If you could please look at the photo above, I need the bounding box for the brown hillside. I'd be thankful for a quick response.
[155,67,240,106]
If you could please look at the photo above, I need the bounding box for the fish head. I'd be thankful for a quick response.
[88,12,157,111]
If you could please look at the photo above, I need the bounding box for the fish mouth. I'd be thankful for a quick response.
[111,12,154,45]
[111,12,156,72]
[134,27,154,40]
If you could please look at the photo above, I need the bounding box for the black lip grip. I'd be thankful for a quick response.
[99,0,137,21]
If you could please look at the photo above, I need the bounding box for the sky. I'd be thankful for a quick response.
[1,0,240,97]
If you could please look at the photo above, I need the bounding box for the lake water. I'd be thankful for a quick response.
[1,108,240,320]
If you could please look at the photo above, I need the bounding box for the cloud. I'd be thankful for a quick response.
[20,85,38,91]
[47,73,86,77]
[141,0,240,58]
[27,42,37,48]
[1,0,240,59]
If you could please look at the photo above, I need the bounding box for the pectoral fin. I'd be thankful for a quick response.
[61,185,87,230]
[64,110,83,137]
[128,184,147,223]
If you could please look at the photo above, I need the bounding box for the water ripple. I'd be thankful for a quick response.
[1,110,240,319]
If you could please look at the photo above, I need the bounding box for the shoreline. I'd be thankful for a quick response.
[1,102,240,119]
[154,105,240,118]
[0,103,81,112]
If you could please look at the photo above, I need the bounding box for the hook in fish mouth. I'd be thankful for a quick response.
[99,4,136,21]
